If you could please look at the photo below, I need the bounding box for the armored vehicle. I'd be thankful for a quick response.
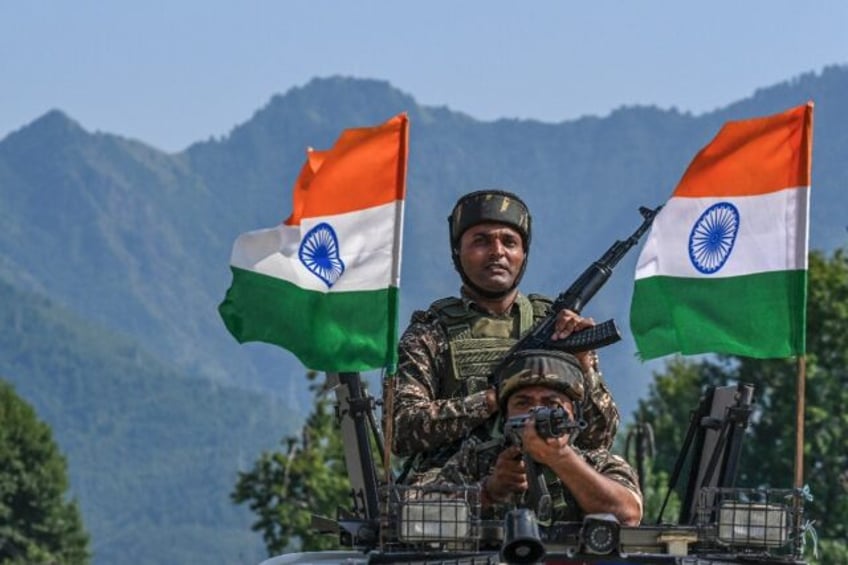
[257,372,811,565]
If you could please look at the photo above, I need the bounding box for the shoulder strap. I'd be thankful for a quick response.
[430,293,547,338]
[514,293,535,335]
[526,293,553,320]
[428,296,474,339]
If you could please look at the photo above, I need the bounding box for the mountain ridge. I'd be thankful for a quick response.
[3,66,846,407]
[1,66,846,563]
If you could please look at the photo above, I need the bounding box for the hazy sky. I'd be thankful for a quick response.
[3,1,846,152]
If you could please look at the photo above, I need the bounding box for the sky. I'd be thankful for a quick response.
[2,1,847,153]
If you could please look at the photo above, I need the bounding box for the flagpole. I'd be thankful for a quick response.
[380,376,396,548]
[794,355,806,489]
[383,376,395,486]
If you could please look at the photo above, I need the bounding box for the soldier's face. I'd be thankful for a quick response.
[458,223,526,294]
[506,385,573,418]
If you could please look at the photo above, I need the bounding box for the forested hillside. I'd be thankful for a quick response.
[2,68,846,418]
[0,275,295,564]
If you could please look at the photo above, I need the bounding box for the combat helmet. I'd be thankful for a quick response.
[494,349,587,443]
[447,190,532,298]
[495,349,584,411]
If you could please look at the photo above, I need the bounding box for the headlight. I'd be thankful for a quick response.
[717,502,789,547]
[399,500,470,542]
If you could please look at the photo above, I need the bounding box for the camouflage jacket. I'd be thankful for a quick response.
[389,292,620,474]
[421,431,641,522]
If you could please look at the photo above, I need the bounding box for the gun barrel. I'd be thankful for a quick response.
[553,205,661,314]
[602,205,663,270]
[490,204,661,382]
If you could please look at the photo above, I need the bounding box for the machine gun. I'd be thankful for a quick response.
[503,405,587,523]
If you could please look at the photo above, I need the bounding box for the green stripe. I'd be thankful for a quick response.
[630,270,807,360]
[218,267,399,373]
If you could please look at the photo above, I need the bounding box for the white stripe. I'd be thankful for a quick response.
[230,201,401,292]
[635,186,808,280]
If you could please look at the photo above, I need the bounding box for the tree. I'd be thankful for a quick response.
[0,380,89,565]
[631,249,848,563]
[231,372,351,555]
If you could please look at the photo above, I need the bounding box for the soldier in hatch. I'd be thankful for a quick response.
[435,349,642,525]
[390,189,619,481]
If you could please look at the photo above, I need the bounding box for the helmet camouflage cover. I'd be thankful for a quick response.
[448,190,531,251]
[496,349,585,414]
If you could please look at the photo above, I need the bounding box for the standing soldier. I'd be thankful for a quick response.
[390,189,620,481]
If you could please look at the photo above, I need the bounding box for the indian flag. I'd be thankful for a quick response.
[219,114,409,373]
[630,103,813,360]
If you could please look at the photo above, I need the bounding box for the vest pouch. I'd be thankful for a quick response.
[448,335,517,395]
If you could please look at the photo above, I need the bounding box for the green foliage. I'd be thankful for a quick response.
[0,381,89,564]
[633,358,708,475]
[232,373,349,555]
[0,277,296,565]
[809,539,848,565]
[633,249,848,562]
[621,421,680,522]
[727,250,848,551]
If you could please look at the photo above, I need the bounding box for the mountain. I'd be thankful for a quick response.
[1,67,846,564]
[5,71,846,408]
[0,274,293,564]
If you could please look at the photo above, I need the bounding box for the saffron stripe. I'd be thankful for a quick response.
[673,103,812,198]
[286,114,408,224]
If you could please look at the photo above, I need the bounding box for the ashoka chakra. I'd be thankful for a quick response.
[688,202,740,274]
[298,222,345,288]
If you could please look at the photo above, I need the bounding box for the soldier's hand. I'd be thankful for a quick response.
[551,309,594,340]
[484,446,527,502]
[551,309,596,372]
[522,415,571,467]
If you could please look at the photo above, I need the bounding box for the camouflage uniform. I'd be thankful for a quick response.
[390,292,620,476]
[416,349,639,522]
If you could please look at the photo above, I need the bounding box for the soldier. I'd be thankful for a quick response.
[390,189,619,481]
[434,349,642,525]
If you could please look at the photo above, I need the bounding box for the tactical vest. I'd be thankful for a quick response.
[428,293,552,398]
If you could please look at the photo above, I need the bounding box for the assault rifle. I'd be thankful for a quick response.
[490,205,661,521]
[504,406,587,523]
[503,405,584,447]
[496,204,662,360]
